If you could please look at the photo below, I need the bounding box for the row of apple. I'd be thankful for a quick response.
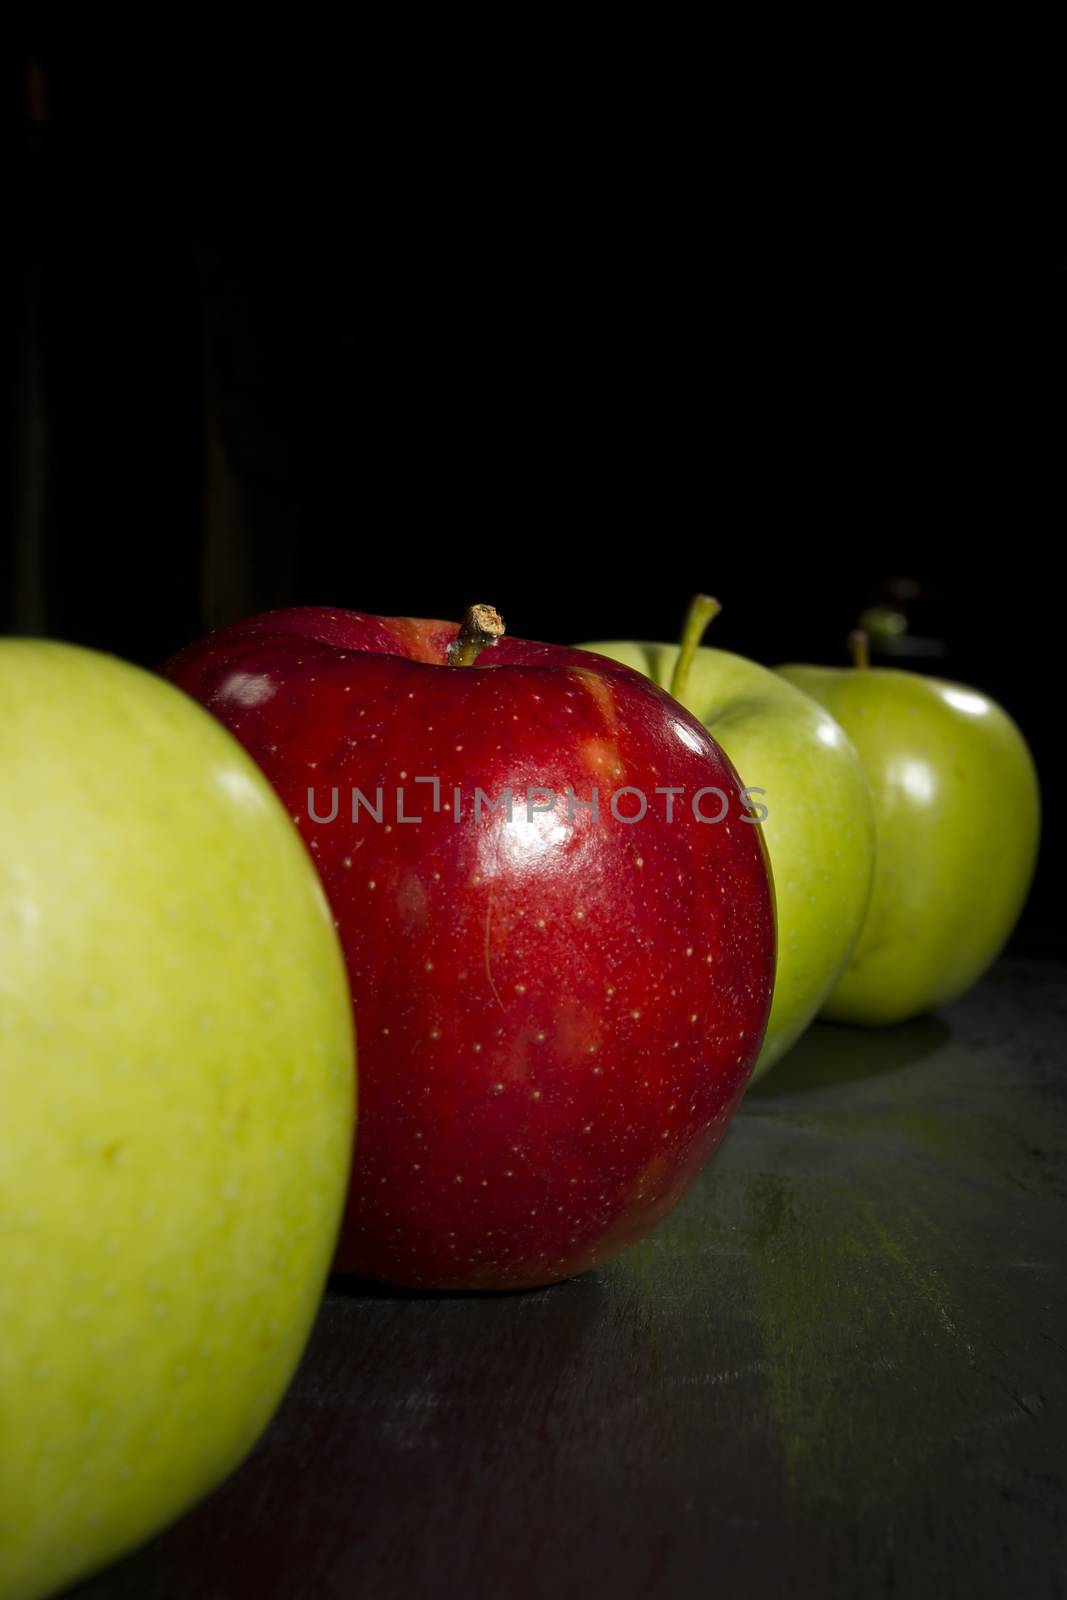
[155,593,1039,1282]
[0,598,1039,1599]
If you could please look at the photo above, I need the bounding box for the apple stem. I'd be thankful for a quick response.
[848,629,870,670]
[670,594,722,702]
[447,604,506,667]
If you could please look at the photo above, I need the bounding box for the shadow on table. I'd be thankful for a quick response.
[326,1272,583,1302]
[747,1015,952,1098]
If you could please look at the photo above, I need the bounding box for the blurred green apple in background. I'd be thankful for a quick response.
[779,639,1040,1025]
[580,598,875,1074]
[0,642,355,1600]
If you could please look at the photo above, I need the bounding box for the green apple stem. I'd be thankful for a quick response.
[848,629,870,670]
[670,594,722,701]
[447,605,506,667]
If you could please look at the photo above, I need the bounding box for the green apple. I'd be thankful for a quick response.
[0,641,355,1600]
[778,643,1040,1025]
[580,598,875,1074]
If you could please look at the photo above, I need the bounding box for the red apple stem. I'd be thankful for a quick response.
[670,594,722,702]
[848,629,870,670]
[447,604,506,667]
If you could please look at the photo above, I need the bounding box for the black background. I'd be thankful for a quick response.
[6,40,1060,953]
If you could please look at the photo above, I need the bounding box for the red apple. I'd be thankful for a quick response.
[164,606,774,1289]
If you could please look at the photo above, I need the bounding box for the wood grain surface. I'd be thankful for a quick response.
[72,959,1067,1600]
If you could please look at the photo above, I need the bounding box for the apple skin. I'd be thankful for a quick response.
[578,642,875,1074]
[164,607,776,1291]
[777,663,1040,1025]
[0,641,354,1600]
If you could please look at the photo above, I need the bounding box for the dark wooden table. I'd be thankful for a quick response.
[75,959,1067,1600]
